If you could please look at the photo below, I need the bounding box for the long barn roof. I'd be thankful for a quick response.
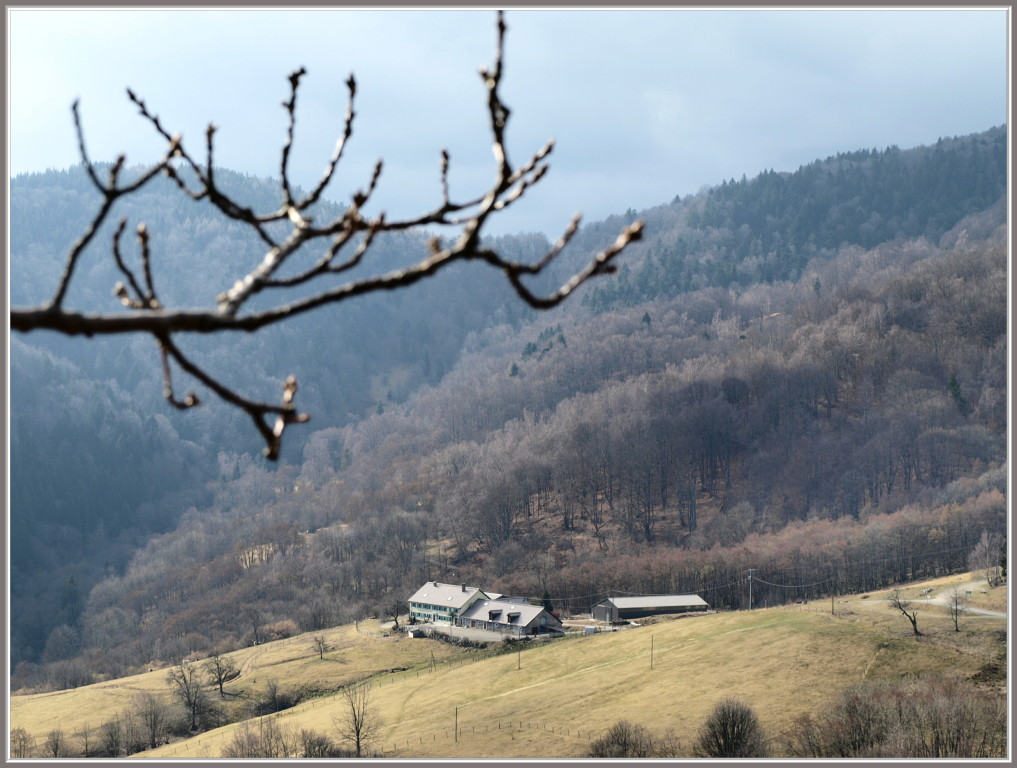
[597,594,707,609]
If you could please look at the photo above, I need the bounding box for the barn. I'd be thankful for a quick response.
[592,594,708,622]
[457,598,563,637]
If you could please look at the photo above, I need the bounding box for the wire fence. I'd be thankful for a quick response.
[158,716,601,758]
[153,629,608,758]
[379,718,599,755]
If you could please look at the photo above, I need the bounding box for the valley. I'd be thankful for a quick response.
[9,122,1008,759]
[10,571,1006,758]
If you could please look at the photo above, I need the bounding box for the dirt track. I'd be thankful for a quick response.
[922,580,1007,618]
[846,579,1006,619]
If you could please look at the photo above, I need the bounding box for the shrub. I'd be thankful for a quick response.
[10,727,35,758]
[250,678,304,716]
[299,729,353,758]
[694,699,768,758]
[780,674,1006,758]
[222,718,296,758]
[587,720,683,758]
[263,619,300,641]
[588,720,658,758]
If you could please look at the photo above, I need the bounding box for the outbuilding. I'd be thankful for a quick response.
[457,598,563,637]
[592,594,708,622]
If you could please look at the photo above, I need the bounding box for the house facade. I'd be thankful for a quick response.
[408,581,488,625]
[592,594,708,622]
[407,582,563,637]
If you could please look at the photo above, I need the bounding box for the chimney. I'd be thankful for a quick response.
[461,584,466,592]
[433,581,439,587]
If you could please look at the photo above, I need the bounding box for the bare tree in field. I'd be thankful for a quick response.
[10,728,35,758]
[76,723,93,758]
[587,720,659,758]
[312,635,330,659]
[332,683,381,758]
[132,692,170,750]
[384,600,405,630]
[43,729,66,758]
[968,530,1004,587]
[166,661,210,731]
[693,699,768,758]
[9,11,643,460]
[203,652,240,699]
[947,587,968,632]
[887,589,922,637]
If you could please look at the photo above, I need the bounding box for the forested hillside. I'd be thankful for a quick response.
[582,126,1006,310]
[9,168,550,670]
[9,127,1007,690]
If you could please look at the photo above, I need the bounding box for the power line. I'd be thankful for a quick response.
[545,541,978,606]
[752,575,832,590]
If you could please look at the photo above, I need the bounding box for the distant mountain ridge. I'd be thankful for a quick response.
[580,125,1006,310]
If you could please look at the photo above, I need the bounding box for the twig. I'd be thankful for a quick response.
[11,11,644,459]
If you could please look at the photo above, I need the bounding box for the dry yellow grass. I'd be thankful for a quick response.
[8,620,460,748]
[13,573,1005,759]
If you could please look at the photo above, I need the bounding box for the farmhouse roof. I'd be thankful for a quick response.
[596,594,708,610]
[460,598,553,626]
[408,581,486,609]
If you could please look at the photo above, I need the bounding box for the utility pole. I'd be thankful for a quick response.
[650,635,654,670]
[455,706,458,743]
[831,565,838,616]
[747,569,756,610]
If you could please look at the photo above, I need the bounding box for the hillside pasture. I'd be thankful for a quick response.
[8,620,461,750]
[149,575,1003,758]
[11,573,1004,759]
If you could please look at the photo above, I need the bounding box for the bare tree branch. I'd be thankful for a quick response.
[10,11,643,459]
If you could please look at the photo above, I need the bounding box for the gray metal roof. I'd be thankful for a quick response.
[459,598,559,627]
[408,581,486,609]
[596,594,708,610]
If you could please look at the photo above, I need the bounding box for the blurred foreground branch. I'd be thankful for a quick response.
[10,12,643,459]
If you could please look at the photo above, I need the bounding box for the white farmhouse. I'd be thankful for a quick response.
[408,581,488,626]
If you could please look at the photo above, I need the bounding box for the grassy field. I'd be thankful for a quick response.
[11,572,1006,759]
[9,621,462,751]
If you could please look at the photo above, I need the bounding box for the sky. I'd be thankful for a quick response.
[7,7,1009,238]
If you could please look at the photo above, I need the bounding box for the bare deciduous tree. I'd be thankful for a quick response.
[968,530,1004,587]
[587,720,662,758]
[384,600,405,630]
[203,652,240,699]
[946,586,968,632]
[76,723,93,758]
[693,699,768,758]
[312,635,329,659]
[10,727,35,758]
[132,692,170,750]
[166,661,210,731]
[780,674,1006,758]
[887,589,921,637]
[222,717,297,759]
[99,714,123,758]
[9,12,642,460]
[43,729,66,758]
[332,682,381,758]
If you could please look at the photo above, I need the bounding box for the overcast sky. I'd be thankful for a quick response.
[7,7,1009,238]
